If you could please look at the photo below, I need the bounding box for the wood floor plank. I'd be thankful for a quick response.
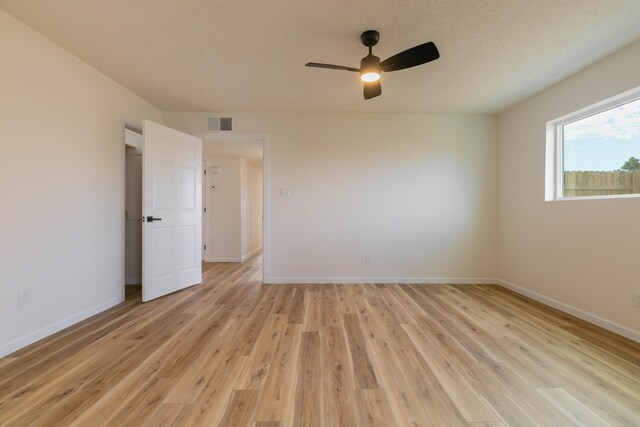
[302,291,322,332]
[69,361,165,425]
[255,421,288,427]
[354,389,397,427]
[255,323,302,422]
[320,286,340,328]
[292,331,323,427]
[322,325,358,426]
[162,318,242,404]
[236,313,287,390]
[273,285,295,315]
[343,314,379,390]
[217,389,260,427]
[140,402,192,427]
[403,323,501,423]
[288,288,306,324]
[536,387,610,427]
[0,253,638,426]
[367,337,443,427]
[387,339,468,426]
[181,355,248,426]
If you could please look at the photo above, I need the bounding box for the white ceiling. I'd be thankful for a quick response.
[2,0,640,113]
[203,140,263,169]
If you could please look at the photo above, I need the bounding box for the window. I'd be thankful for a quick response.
[546,87,640,200]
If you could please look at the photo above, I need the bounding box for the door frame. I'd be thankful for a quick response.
[194,132,270,282]
[202,158,207,261]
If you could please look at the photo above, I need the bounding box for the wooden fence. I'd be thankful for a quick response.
[564,171,640,197]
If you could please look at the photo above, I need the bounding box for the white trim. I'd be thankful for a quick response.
[0,296,124,358]
[206,257,242,262]
[545,85,640,202]
[547,193,640,202]
[497,279,640,343]
[264,277,498,284]
[202,158,207,261]
[195,132,270,282]
[241,246,262,262]
[206,247,262,263]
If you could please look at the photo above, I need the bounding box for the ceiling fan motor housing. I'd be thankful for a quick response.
[360,54,381,72]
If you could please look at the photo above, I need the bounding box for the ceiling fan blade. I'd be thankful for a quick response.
[363,80,381,100]
[380,42,440,72]
[305,62,360,72]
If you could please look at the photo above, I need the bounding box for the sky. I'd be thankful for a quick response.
[563,97,640,171]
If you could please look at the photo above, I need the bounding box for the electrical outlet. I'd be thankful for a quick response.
[634,291,640,308]
[18,289,30,307]
[365,255,372,265]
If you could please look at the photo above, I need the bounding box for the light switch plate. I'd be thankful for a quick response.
[280,187,291,197]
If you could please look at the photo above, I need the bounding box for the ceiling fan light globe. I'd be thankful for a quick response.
[361,72,381,82]
[360,54,382,82]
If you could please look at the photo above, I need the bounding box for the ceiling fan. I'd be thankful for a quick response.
[305,30,440,100]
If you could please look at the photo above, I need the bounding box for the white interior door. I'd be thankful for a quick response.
[142,119,202,302]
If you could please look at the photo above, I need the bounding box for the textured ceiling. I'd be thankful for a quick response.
[2,0,640,113]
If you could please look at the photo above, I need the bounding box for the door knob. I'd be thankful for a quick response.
[146,216,162,222]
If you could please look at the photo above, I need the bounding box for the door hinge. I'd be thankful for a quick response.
[204,245,206,250]
[204,207,207,213]
[204,169,206,175]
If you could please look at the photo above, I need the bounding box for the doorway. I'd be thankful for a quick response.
[201,138,266,282]
[124,124,143,300]
[123,120,204,302]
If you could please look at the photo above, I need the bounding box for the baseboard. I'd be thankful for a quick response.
[125,277,141,285]
[207,247,263,263]
[241,246,262,262]
[263,276,498,284]
[496,279,640,343]
[206,256,242,262]
[0,296,124,358]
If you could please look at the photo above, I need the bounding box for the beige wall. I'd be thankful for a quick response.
[0,10,162,356]
[165,112,498,282]
[498,39,640,338]
[204,156,242,260]
[241,158,263,257]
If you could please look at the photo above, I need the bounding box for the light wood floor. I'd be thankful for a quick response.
[1,254,639,426]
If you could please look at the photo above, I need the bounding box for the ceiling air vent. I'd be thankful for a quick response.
[207,116,233,131]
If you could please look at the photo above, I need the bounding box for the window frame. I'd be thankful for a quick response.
[545,86,640,202]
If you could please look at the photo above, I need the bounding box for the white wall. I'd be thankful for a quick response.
[0,10,162,356]
[205,156,242,260]
[241,158,263,258]
[164,112,498,282]
[498,40,640,339]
